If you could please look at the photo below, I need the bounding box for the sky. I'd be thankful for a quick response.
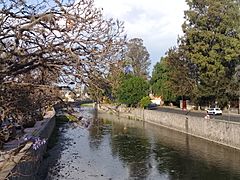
[94,0,188,73]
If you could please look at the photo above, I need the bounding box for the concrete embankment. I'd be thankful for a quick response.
[0,110,55,180]
[98,105,240,150]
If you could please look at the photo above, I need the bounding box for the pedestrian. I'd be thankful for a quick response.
[204,114,210,119]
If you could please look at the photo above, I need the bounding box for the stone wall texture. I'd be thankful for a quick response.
[99,105,240,150]
[3,110,56,180]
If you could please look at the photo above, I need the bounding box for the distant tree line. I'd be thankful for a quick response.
[151,0,240,110]
[102,0,240,110]
[87,0,240,111]
[90,37,151,108]
[2,0,240,135]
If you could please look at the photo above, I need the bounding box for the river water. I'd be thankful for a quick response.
[45,107,240,180]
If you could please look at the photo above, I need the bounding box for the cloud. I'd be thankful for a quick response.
[94,0,188,72]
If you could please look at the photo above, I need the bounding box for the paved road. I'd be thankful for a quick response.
[154,106,240,123]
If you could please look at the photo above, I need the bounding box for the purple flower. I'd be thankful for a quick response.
[23,135,46,150]
[32,137,46,150]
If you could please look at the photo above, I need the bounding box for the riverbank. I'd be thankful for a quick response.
[98,104,240,151]
[98,112,240,176]
[0,110,55,180]
[35,107,240,180]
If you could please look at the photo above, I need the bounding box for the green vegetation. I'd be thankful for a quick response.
[150,57,175,102]
[87,0,240,110]
[140,96,152,109]
[116,75,149,107]
[65,114,78,122]
[151,0,240,109]
[56,115,71,123]
[80,103,94,107]
[84,38,151,107]
[165,47,195,103]
[179,0,240,107]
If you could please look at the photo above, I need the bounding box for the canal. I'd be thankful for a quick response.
[44,107,240,180]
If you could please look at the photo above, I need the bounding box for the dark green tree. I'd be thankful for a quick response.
[150,57,175,102]
[178,0,240,108]
[125,38,150,79]
[233,65,240,113]
[165,47,197,105]
[116,75,149,107]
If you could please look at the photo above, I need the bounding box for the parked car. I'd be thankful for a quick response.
[147,103,158,110]
[206,108,222,115]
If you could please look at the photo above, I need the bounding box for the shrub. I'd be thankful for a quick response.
[140,96,152,109]
[116,76,149,107]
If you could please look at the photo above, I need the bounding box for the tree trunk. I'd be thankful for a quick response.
[238,96,240,114]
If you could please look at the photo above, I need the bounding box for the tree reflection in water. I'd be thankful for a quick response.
[95,114,240,180]
[46,109,240,180]
[88,117,152,179]
[153,139,240,180]
[87,109,113,151]
[88,119,105,151]
[110,122,151,179]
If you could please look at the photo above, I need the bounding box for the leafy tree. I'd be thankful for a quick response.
[233,65,240,113]
[177,0,240,107]
[150,57,175,101]
[125,38,150,79]
[116,75,149,107]
[164,47,197,102]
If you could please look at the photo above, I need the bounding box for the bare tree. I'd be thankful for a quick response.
[0,0,126,126]
[124,38,150,79]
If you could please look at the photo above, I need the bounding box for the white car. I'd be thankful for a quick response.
[207,108,222,115]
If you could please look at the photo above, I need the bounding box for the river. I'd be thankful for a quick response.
[45,107,240,180]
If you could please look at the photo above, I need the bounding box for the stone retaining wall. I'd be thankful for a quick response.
[98,105,240,150]
[98,111,240,174]
[0,110,56,180]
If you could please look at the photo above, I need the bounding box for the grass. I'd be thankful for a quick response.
[65,114,78,122]
[80,103,94,107]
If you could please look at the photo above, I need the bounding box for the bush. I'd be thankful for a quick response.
[140,96,152,109]
[116,76,149,107]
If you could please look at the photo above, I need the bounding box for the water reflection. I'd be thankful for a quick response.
[145,122,240,180]
[110,123,151,179]
[98,112,240,180]
[47,109,240,180]
[88,119,105,151]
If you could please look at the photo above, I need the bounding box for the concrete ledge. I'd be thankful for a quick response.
[98,111,240,175]
[0,110,56,180]
[98,105,240,151]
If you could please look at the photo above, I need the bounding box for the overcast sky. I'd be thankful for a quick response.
[94,0,188,73]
